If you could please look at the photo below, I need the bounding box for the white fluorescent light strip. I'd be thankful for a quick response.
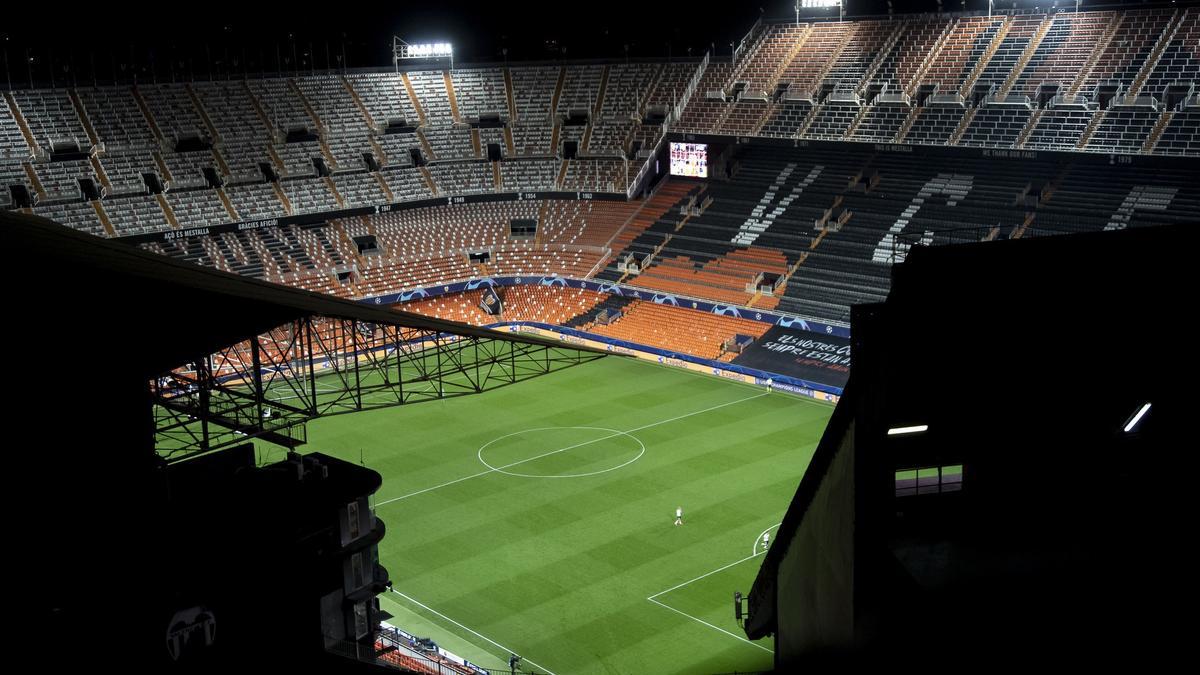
[887,425,928,436]
[1123,403,1151,433]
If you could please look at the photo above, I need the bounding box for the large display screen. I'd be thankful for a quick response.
[669,142,708,178]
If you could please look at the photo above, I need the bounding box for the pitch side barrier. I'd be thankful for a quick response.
[491,321,843,402]
[361,275,851,338]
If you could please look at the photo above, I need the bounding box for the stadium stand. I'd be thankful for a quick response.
[165,188,233,230]
[2,6,1197,359]
[499,157,557,189]
[227,194,661,296]
[14,7,1196,671]
[31,200,109,236]
[659,8,1200,151]
[510,66,559,123]
[563,294,638,329]
[401,286,609,326]
[9,88,90,154]
[4,7,1196,246]
[396,284,770,362]
[597,142,1198,322]
[585,299,771,360]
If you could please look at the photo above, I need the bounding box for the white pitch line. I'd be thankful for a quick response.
[751,523,782,557]
[648,552,763,600]
[389,588,558,675]
[646,551,774,654]
[375,392,767,507]
[376,468,496,504]
[646,597,773,654]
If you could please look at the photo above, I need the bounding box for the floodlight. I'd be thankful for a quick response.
[887,424,929,436]
[1123,403,1151,433]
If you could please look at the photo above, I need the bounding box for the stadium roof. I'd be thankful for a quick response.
[7,1,1179,84]
[3,210,606,380]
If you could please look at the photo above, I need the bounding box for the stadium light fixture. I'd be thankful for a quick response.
[799,0,844,19]
[1123,403,1151,434]
[393,37,454,70]
[887,424,929,437]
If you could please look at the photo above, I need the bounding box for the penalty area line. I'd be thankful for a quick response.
[646,597,773,654]
[645,551,773,654]
[752,523,782,557]
[648,552,763,600]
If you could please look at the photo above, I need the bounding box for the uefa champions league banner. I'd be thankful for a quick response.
[493,321,844,400]
[730,326,852,389]
[362,276,850,337]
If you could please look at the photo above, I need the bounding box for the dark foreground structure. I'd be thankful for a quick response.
[745,223,1194,665]
[7,211,600,670]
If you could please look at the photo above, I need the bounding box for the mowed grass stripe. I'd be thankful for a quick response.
[368,373,769,504]
[297,356,831,674]
[319,358,731,502]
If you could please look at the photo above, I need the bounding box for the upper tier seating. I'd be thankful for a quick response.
[3,7,1196,256]
[669,9,1196,156]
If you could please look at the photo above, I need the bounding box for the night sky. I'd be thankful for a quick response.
[0,0,1177,86]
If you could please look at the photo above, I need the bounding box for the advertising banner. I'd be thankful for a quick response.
[731,326,851,388]
[366,276,850,337]
[500,323,843,401]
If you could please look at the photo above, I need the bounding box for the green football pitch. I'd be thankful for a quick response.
[265,354,832,674]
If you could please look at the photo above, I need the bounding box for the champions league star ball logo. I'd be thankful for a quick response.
[596,283,622,295]
[712,305,742,318]
[399,289,430,302]
[652,294,679,306]
[465,278,496,290]
[776,316,810,330]
[539,276,568,287]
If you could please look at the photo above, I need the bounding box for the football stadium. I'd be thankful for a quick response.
[8,0,1194,671]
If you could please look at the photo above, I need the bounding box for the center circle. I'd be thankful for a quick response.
[477,426,645,478]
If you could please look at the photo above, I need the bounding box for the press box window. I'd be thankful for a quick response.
[895,465,963,497]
